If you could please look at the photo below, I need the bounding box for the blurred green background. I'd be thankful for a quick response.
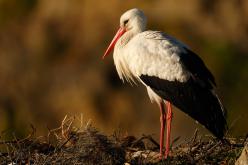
[0,0,247,141]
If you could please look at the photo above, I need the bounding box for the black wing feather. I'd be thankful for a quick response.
[140,75,227,138]
[180,48,216,88]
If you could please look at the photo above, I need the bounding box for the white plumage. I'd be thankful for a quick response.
[114,30,191,103]
[103,8,227,159]
[115,31,190,81]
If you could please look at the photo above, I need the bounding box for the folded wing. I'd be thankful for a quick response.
[128,31,227,138]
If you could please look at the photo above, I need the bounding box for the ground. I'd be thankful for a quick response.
[0,116,246,165]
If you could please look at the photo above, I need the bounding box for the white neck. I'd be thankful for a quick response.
[113,10,147,83]
[113,30,140,83]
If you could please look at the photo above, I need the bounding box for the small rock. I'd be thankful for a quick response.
[124,163,131,165]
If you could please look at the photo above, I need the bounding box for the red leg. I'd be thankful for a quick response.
[165,101,172,158]
[159,102,166,159]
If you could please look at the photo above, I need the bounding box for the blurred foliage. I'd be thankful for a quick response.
[0,0,247,140]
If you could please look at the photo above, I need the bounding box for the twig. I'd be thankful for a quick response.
[131,134,160,149]
[146,135,160,149]
[85,119,92,129]
[225,115,241,136]
[189,129,198,152]
[62,115,68,139]
[171,136,181,147]
[126,147,139,151]
[131,136,145,148]
[0,125,35,145]
[58,134,75,150]
[242,133,248,145]
[195,141,221,161]
[80,114,84,129]
[191,129,198,145]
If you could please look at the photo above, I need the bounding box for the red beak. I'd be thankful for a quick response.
[102,27,126,59]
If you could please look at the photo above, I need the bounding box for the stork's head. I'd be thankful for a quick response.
[120,8,147,33]
[103,8,147,59]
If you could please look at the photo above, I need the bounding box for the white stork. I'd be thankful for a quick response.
[102,8,227,158]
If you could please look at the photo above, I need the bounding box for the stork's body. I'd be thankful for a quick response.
[103,8,227,158]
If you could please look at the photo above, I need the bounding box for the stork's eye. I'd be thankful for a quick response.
[124,19,129,25]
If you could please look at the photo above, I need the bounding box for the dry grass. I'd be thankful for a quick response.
[0,116,246,164]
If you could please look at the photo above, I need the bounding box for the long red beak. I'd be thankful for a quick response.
[102,27,126,59]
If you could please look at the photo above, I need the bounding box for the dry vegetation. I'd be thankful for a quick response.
[0,116,246,164]
[0,0,248,139]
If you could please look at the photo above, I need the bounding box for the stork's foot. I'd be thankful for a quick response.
[159,153,170,160]
[164,151,169,159]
